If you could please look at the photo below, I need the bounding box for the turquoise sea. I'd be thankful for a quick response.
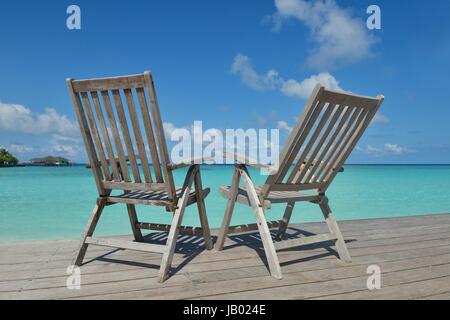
[1,165,450,242]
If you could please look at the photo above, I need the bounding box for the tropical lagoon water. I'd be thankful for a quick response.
[1,165,450,242]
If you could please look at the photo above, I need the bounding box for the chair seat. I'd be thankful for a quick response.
[218,185,319,208]
[107,187,210,208]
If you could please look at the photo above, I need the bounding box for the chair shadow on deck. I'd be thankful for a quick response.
[223,227,356,270]
[82,232,210,277]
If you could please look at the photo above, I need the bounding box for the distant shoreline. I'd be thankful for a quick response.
[2,163,450,168]
[0,163,75,168]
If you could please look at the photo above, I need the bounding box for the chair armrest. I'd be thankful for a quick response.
[167,156,215,170]
[220,152,278,174]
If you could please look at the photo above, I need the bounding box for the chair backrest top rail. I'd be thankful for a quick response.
[71,73,148,93]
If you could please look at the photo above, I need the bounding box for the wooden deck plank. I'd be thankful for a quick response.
[2,224,449,282]
[311,274,450,300]
[1,240,449,290]
[2,241,449,296]
[2,216,449,268]
[419,291,450,300]
[1,212,448,257]
[199,264,450,300]
[0,214,449,300]
[3,232,449,295]
[76,258,450,300]
[77,252,449,299]
[1,218,450,270]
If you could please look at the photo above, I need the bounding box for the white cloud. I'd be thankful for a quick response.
[365,144,384,157]
[0,103,79,137]
[49,134,83,158]
[372,112,389,124]
[384,143,414,155]
[163,122,179,137]
[49,144,80,157]
[280,72,343,99]
[7,144,34,154]
[231,54,282,91]
[231,54,343,99]
[271,0,375,69]
[277,121,293,133]
[0,103,84,160]
[2,140,81,160]
[164,121,224,146]
[360,143,416,157]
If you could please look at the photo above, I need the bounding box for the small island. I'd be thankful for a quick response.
[0,148,72,167]
[0,148,19,167]
[29,156,72,166]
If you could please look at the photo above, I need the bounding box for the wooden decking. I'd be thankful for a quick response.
[1,213,450,300]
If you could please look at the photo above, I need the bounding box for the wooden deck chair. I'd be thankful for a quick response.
[66,72,212,282]
[216,85,384,279]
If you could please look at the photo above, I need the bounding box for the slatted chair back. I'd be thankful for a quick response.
[67,72,176,200]
[264,85,384,195]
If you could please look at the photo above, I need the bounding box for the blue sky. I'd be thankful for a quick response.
[0,0,449,163]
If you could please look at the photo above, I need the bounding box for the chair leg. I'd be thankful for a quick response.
[72,201,105,266]
[194,170,213,250]
[158,186,191,283]
[241,169,282,279]
[319,197,351,262]
[126,204,144,242]
[276,202,295,240]
[215,168,241,251]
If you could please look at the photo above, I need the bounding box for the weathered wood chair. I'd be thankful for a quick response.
[216,85,384,279]
[67,72,212,282]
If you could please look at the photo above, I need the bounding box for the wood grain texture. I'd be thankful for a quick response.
[1,214,450,299]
